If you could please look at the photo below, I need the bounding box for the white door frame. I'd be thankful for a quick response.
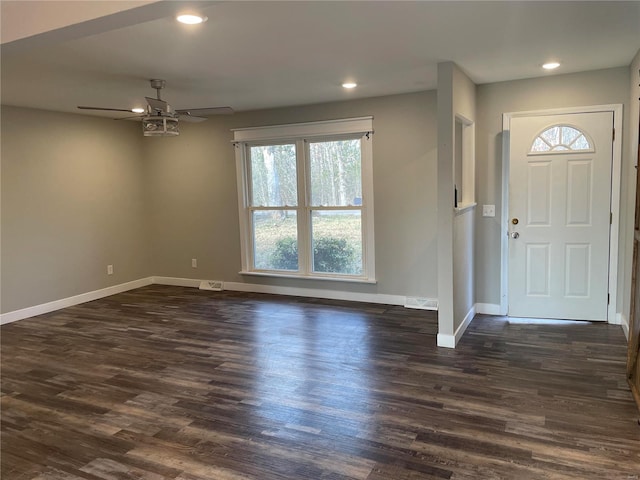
[501,104,623,323]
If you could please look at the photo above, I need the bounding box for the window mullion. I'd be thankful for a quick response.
[360,134,375,281]
[296,139,310,274]
[235,144,252,272]
[244,145,258,270]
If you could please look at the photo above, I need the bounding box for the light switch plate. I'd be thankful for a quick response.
[482,205,496,217]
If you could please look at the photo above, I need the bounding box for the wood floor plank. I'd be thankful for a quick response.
[2,285,639,479]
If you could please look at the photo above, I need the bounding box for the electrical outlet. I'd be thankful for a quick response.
[482,205,496,217]
[107,264,113,275]
[192,258,197,268]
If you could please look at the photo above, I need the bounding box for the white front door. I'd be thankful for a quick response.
[508,111,613,321]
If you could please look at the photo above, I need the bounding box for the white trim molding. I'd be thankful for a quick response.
[151,276,201,288]
[475,303,501,315]
[2,276,438,327]
[436,333,456,349]
[226,281,403,305]
[0,277,153,325]
[617,313,629,340]
[153,276,407,307]
[238,270,377,284]
[232,116,374,143]
[454,202,477,216]
[437,304,476,348]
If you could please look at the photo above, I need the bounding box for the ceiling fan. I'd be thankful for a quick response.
[77,79,233,136]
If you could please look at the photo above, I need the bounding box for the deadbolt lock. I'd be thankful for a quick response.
[512,218,519,225]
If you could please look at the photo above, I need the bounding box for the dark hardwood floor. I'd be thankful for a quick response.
[2,285,639,479]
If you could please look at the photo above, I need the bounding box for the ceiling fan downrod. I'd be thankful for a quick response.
[150,79,166,100]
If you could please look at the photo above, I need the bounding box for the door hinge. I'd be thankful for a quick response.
[607,293,610,304]
[610,212,613,224]
[612,128,615,141]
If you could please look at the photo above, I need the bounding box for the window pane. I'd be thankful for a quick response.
[531,137,550,152]
[541,126,559,145]
[571,134,590,150]
[561,126,580,145]
[253,210,298,270]
[250,144,297,207]
[309,139,362,206]
[311,210,362,275]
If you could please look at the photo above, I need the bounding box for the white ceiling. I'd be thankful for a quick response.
[2,1,639,118]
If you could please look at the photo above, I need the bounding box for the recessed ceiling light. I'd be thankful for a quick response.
[131,107,145,114]
[176,14,207,25]
[342,82,357,89]
[542,62,561,70]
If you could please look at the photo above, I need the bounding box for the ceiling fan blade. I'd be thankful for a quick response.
[175,106,234,116]
[145,96,168,112]
[178,112,207,123]
[114,115,145,121]
[78,106,133,112]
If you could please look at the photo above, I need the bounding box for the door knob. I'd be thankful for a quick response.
[511,232,520,239]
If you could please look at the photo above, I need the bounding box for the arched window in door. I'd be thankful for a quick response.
[529,124,594,154]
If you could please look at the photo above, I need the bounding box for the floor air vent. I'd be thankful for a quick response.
[404,297,438,310]
[199,280,224,291]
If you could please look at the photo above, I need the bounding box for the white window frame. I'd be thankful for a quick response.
[454,114,476,211]
[232,117,376,283]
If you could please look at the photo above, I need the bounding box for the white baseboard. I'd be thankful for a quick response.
[437,304,476,349]
[1,275,431,325]
[609,313,622,325]
[225,281,409,306]
[475,303,501,315]
[620,313,629,340]
[225,281,408,306]
[436,333,456,348]
[0,277,153,325]
[152,276,408,306]
[455,304,476,344]
[152,276,201,288]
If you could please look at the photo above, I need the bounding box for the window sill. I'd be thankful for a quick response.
[239,270,377,284]
[455,202,477,216]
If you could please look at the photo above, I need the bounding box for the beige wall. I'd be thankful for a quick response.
[1,92,438,316]
[1,106,150,313]
[453,210,474,330]
[451,66,476,332]
[2,67,634,327]
[437,62,477,341]
[475,67,632,312]
[145,91,439,298]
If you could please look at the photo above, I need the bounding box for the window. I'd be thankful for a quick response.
[233,117,375,282]
[530,124,593,154]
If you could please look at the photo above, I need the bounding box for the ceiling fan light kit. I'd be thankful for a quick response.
[176,14,207,25]
[142,116,179,137]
